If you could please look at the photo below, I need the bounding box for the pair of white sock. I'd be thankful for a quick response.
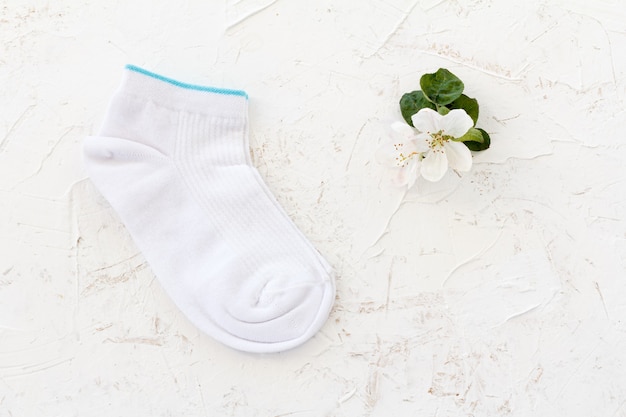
[83,65,335,353]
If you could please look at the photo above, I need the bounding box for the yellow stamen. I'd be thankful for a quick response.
[426,130,453,154]
[393,143,418,167]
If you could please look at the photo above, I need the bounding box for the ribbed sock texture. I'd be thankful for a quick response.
[83,66,335,353]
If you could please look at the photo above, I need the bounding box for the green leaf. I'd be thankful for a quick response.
[448,94,479,125]
[399,90,436,126]
[464,128,491,151]
[420,68,464,106]
[455,127,483,143]
[437,105,450,115]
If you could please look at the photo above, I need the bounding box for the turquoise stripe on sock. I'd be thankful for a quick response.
[125,64,248,99]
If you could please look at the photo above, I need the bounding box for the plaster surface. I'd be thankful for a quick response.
[1,0,626,415]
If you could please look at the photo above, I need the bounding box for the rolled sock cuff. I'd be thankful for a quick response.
[117,64,248,118]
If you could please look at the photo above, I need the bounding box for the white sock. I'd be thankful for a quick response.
[83,65,335,353]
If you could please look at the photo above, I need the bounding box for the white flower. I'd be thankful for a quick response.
[376,122,429,188]
[377,108,474,187]
[411,108,474,182]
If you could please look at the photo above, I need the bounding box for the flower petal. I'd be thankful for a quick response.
[421,150,448,182]
[389,166,410,187]
[411,108,442,134]
[405,159,420,189]
[375,141,394,166]
[443,140,473,172]
[440,109,474,138]
[400,139,421,156]
[390,121,417,142]
[414,133,431,153]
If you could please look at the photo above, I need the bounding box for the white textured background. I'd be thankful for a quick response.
[2,0,626,415]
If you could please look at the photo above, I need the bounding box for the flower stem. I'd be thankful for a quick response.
[436,104,450,115]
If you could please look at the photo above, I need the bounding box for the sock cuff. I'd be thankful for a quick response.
[117,65,248,118]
